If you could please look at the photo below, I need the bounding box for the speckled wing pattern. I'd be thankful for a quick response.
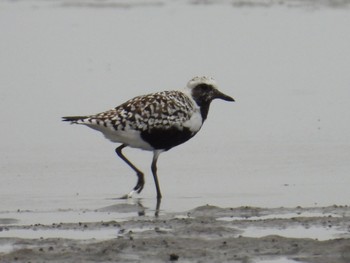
[88,91,196,132]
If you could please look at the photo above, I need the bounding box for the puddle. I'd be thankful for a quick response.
[0,210,137,227]
[255,258,300,263]
[0,242,15,254]
[0,228,118,241]
[242,225,349,241]
[218,211,340,221]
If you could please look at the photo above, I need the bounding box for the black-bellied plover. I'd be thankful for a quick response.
[63,76,234,199]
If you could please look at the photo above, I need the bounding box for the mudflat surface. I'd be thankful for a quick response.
[1,204,350,262]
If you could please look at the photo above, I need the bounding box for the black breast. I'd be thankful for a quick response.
[140,127,195,151]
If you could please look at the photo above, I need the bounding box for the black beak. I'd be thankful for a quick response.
[215,90,235,102]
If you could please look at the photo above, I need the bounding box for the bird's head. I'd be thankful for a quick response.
[187,76,235,107]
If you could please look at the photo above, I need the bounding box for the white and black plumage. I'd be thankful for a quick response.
[62,76,234,199]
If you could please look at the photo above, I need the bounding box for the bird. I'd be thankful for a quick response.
[62,76,234,199]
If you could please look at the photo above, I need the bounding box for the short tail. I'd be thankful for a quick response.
[62,116,88,124]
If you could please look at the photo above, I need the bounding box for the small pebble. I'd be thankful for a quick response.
[169,253,179,261]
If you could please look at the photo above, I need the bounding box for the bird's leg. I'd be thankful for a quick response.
[155,197,161,217]
[151,150,162,199]
[115,144,145,198]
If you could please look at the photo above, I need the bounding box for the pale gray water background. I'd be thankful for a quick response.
[1,0,350,215]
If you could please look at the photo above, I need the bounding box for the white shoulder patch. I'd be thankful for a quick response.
[183,110,203,133]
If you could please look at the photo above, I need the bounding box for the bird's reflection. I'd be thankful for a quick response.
[135,198,161,217]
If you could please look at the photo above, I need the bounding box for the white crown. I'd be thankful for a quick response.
[186,76,218,89]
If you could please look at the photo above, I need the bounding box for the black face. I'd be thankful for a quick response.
[191,83,234,120]
[191,84,217,106]
[192,83,234,106]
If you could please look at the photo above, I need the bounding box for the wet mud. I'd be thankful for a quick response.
[1,205,349,263]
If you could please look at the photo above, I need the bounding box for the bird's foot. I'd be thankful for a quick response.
[120,190,137,199]
[119,177,144,199]
[134,177,145,194]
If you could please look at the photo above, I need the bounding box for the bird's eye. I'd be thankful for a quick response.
[196,84,211,92]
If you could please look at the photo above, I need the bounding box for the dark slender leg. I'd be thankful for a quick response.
[151,150,162,199]
[115,144,145,195]
[155,197,161,217]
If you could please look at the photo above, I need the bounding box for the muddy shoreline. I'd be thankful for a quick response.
[1,205,349,263]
